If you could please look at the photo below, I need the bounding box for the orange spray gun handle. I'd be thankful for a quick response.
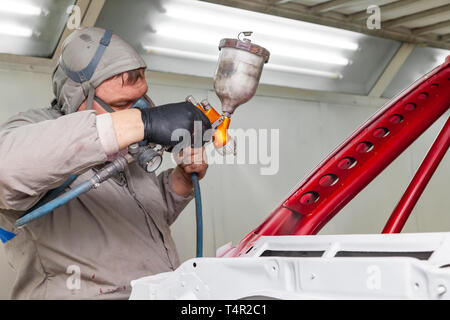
[186,96,233,150]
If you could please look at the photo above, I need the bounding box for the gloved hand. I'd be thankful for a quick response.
[139,101,212,147]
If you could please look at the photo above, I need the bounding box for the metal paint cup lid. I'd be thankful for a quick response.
[219,33,270,63]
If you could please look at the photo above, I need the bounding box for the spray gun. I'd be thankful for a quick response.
[187,31,270,155]
[185,32,270,257]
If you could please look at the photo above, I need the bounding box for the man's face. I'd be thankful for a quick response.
[77,71,148,115]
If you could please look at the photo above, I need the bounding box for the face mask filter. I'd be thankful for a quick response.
[131,97,153,110]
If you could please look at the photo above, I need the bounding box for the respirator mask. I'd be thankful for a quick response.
[93,94,154,113]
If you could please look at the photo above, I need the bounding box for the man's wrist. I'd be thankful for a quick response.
[96,113,120,155]
[109,108,145,150]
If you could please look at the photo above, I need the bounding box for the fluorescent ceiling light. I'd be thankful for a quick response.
[267,63,342,79]
[143,45,342,79]
[144,46,217,62]
[0,1,43,16]
[155,25,350,65]
[155,25,223,46]
[271,43,350,65]
[0,24,33,37]
[164,1,359,51]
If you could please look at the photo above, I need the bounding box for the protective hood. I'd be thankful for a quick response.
[52,27,147,114]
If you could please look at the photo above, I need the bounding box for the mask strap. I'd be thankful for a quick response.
[86,84,95,110]
[94,96,116,113]
[59,29,113,84]
[58,29,113,113]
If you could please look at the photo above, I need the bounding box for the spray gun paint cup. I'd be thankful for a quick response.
[213,33,270,154]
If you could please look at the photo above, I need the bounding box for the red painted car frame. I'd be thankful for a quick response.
[222,56,450,257]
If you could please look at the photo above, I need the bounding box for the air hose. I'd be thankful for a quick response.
[15,180,94,228]
[15,155,132,228]
[191,172,203,258]
[12,149,204,259]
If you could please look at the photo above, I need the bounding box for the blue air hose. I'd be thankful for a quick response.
[14,155,131,228]
[26,175,79,213]
[191,172,203,258]
[10,152,204,259]
[15,181,92,228]
[1,175,78,242]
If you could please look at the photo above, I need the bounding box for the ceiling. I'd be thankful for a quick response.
[96,0,400,96]
[0,0,75,57]
[0,0,448,99]
[96,0,449,98]
[200,0,450,50]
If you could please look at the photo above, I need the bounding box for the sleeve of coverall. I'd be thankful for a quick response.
[157,168,194,226]
[0,110,108,211]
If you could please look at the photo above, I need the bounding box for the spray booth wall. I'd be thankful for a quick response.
[0,68,448,299]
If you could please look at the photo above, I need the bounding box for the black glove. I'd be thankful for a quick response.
[139,101,212,148]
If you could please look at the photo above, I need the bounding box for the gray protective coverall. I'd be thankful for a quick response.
[0,107,193,299]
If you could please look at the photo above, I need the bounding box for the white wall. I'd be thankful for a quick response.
[0,68,448,299]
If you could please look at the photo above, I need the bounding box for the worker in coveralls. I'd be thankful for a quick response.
[0,27,211,299]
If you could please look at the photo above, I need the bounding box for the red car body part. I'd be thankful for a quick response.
[221,56,450,258]
[383,116,450,234]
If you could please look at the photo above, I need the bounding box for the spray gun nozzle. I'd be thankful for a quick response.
[212,116,237,156]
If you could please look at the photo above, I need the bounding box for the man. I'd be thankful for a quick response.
[0,27,210,299]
